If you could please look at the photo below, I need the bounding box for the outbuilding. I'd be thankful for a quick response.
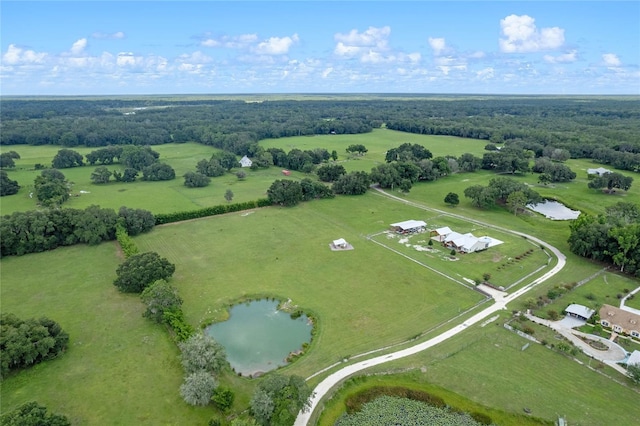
[239,155,253,168]
[564,304,595,321]
[390,220,427,234]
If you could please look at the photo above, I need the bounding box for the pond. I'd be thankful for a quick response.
[527,200,581,220]
[205,299,312,377]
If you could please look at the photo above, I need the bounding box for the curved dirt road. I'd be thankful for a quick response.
[294,189,566,426]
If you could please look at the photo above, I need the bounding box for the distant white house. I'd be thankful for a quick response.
[443,232,493,253]
[432,226,502,253]
[564,304,595,321]
[587,167,611,176]
[239,155,253,168]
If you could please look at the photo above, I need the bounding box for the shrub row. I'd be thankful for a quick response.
[0,205,154,257]
[154,198,271,225]
[163,308,194,342]
[115,222,138,258]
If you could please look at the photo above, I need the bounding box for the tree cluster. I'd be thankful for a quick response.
[113,251,175,293]
[587,172,633,193]
[1,205,154,257]
[532,157,577,183]
[1,313,69,379]
[178,333,228,406]
[85,146,123,165]
[316,163,346,182]
[0,401,71,426]
[34,169,70,207]
[196,151,238,177]
[0,151,20,169]
[0,171,20,196]
[250,374,312,426]
[345,144,367,155]
[51,149,84,169]
[264,147,330,173]
[267,178,335,207]
[568,202,640,276]
[464,177,541,210]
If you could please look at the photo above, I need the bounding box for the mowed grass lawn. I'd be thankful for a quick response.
[357,311,640,426]
[134,195,485,379]
[0,244,213,425]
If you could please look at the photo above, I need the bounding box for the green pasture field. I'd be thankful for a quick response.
[347,311,640,426]
[0,243,213,425]
[1,194,486,424]
[3,130,640,425]
[0,143,304,215]
[133,196,486,379]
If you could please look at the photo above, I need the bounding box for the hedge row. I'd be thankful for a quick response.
[115,222,138,258]
[154,198,271,225]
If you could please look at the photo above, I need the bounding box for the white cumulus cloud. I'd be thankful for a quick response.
[428,37,447,55]
[70,38,88,55]
[499,15,564,53]
[253,34,299,55]
[334,26,391,58]
[602,53,621,67]
[2,44,48,65]
[544,50,578,63]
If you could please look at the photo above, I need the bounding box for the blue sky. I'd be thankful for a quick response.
[1,1,638,95]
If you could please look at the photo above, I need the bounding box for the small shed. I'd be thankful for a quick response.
[239,155,253,168]
[565,304,595,321]
[282,169,291,176]
[390,220,426,234]
[332,238,348,249]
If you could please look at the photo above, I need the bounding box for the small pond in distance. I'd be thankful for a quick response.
[205,299,312,376]
[527,200,581,220]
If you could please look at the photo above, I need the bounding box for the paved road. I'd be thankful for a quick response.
[294,189,567,426]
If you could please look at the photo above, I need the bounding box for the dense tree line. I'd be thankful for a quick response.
[0,313,69,379]
[0,206,154,257]
[4,98,637,169]
[568,202,640,276]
